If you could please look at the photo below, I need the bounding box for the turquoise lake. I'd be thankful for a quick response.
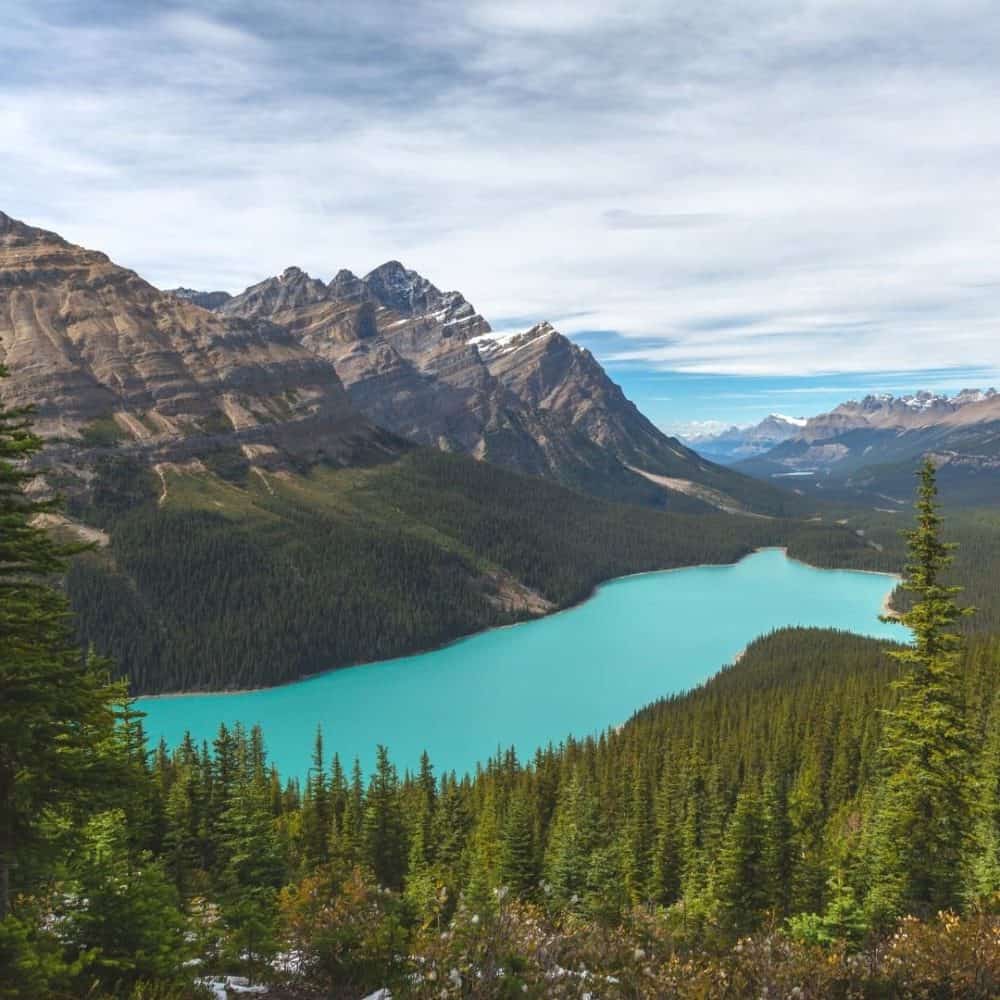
[137,549,903,780]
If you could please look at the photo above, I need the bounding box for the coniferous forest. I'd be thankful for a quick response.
[4,377,1000,999]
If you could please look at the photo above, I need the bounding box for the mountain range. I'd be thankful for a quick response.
[0,209,812,691]
[719,390,1000,506]
[0,209,790,517]
[201,260,791,514]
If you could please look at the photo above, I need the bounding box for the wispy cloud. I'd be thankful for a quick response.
[602,210,725,230]
[2,1,1000,376]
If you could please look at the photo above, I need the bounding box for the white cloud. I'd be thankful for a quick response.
[2,1,1000,376]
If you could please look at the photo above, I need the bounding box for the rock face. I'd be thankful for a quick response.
[165,287,232,310]
[221,262,776,511]
[0,211,397,476]
[799,390,1000,440]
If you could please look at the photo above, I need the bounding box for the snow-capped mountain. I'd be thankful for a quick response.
[737,388,1000,505]
[685,413,808,464]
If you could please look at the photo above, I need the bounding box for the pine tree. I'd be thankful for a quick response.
[465,784,501,907]
[498,786,538,899]
[300,727,331,867]
[970,688,1000,898]
[0,370,123,916]
[787,749,828,914]
[713,787,770,934]
[362,745,407,889]
[622,758,654,903]
[544,773,600,910]
[651,766,683,905]
[866,459,974,923]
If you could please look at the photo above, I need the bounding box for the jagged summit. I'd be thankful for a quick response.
[468,321,557,360]
[685,413,808,464]
[216,258,785,512]
[360,261,489,338]
[362,260,432,314]
[734,385,1000,504]
[816,388,1000,435]
[222,266,330,317]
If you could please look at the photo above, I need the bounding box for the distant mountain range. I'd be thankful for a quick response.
[683,414,807,463]
[723,390,1000,506]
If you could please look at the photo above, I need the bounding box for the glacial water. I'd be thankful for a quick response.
[137,549,903,780]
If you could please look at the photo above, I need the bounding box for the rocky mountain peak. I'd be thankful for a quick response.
[682,411,808,463]
[0,213,381,472]
[363,260,441,315]
[525,321,557,339]
[953,387,998,405]
[0,210,23,235]
[328,268,368,303]
[0,210,64,246]
[222,267,330,318]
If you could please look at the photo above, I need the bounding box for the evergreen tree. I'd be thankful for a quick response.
[300,727,331,868]
[65,809,188,989]
[362,746,407,889]
[622,758,655,903]
[544,774,600,910]
[0,370,123,917]
[498,786,538,900]
[866,459,974,922]
[713,788,771,934]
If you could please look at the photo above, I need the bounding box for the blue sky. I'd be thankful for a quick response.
[3,1,1000,430]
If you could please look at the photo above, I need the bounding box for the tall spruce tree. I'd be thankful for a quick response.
[498,786,538,900]
[866,458,974,923]
[362,745,407,890]
[0,369,123,917]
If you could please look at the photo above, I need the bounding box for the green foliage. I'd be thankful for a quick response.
[866,460,975,923]
[60,423,1000,701]
[0,369,126,920]
[64,810,189,986]
[78,415,127,449]
[65,448,905,694]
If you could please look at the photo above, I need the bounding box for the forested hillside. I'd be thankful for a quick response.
[61,448,878,693]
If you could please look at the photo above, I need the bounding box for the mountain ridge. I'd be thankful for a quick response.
[0,209,797,517]
[735,388,1000,505]
[215,260,796,514]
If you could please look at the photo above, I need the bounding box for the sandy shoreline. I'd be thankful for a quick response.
[137,546,901,701]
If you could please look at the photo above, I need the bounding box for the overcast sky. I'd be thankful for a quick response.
[3,0,1000,379]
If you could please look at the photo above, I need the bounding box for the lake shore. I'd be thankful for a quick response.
[137,546,902,701]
